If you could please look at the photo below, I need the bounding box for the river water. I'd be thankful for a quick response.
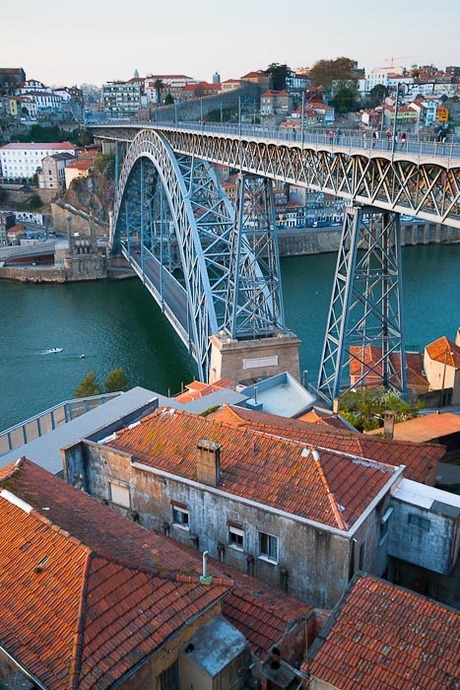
[1,244,459,431]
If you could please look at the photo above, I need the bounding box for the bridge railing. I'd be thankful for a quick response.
[90,118,460,162]
[0,392,121,456]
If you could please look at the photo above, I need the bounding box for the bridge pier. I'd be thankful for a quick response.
[209,332,301,388]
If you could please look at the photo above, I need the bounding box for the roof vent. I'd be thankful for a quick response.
[301,446,319,461]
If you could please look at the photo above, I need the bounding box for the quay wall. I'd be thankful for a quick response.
[277,222,460,257]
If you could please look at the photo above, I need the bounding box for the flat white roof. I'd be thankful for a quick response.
[393,478,460,510]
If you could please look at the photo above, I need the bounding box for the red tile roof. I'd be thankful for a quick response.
[1,142,76,151]
[309,575,460,690]
[222,568,313,659]
[209,405,443,484]
[0,459,231,690]
[367,411,460,443]
[174,378,233,404]
[349,346,429,389]
[105,407,398,530]
[0,458,313,668]
[297,408,351,430]
[66,159,92,170]
[426,336,460,369]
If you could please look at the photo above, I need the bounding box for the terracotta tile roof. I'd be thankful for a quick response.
[1,142,76,151]
[209,405,443,484]
[0,459,231,690]
[222,568,313,659]
[66,159,92,170]
[349,346,428,389]
[426,336,460,369]
[367,411,460,443]
[309,575,460,690]
[0,458,313,668]
[105,407,398,530]
[174,378,233,404]
[297,408,351,430]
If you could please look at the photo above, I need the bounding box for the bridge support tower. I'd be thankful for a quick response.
[317,205,407,405]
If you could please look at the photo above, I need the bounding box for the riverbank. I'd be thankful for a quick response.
[1,222,459,283]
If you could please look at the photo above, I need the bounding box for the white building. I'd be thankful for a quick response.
[102,79,143,115]
[0,142,76,181]
[38,153,75,190]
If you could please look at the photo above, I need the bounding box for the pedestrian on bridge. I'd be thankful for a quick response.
[400,132,407,149]
[385,128,393,150]
[372,130,378,148]
[335,128,342,144]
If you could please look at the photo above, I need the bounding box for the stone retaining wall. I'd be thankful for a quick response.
[277,223,460,256]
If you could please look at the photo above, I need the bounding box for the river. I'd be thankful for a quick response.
[1,244,459,431]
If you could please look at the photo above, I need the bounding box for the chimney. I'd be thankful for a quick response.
[332,397,340,414]
[383,411,396,439]
[197,439,221,487]
[456,328,460,347]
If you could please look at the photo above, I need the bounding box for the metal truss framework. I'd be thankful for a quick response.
[96,126,460,228]
[111,129,286,380]
[94,125,459,397]
[225,174,286,339]
[317,206,407,403]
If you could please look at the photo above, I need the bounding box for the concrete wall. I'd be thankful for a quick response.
[63,440,369,610]
[276,222,460,257]
[51,202,108,236]
[388,497,455,574]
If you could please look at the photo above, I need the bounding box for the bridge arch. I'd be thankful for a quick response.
[111,129,236,380]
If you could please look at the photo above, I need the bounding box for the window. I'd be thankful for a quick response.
[228,525,244,550]
[259,531,279,563]
[408,514,431,531]
[172,505,189,529]
[109,481,130,508]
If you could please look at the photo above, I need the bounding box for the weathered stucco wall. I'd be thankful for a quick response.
[388,497,454,574]
[64,440,361,610]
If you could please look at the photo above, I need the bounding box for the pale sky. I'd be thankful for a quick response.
[3,0,459,87]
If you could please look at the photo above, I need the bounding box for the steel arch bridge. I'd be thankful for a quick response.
[111,129,286,381]
[94,122,460,400]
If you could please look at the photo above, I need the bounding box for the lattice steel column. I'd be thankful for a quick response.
[225,173,286,339]
[317,205,407,404]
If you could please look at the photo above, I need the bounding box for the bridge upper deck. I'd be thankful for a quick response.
[91,120,460,165]
[91,121,460,228]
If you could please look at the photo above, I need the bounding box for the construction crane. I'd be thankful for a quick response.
[385,55,419,69]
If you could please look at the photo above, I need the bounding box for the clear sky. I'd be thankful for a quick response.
[3,0,459,87]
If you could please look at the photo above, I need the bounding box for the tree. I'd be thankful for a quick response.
[153,79,164,104]
[331,86,359,113]
[74,371,102,398]
[28,193,42,210]
[338,387,421,432]
[105,367,129,393]
[365,84,387,108]
[309,57,357,93]
[164,93,174,106]
[264,63,291,91]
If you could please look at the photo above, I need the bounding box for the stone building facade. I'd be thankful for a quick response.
[62,406,402,610]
